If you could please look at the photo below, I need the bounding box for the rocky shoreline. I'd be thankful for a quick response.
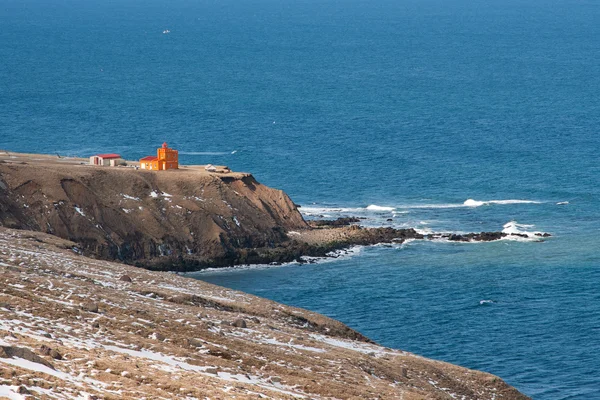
[0,156,550,272]
[0,155,535,399]
[141,224,551,271]
[280,221,549,264]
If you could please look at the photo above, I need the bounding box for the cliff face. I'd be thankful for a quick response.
[0,161,307,269]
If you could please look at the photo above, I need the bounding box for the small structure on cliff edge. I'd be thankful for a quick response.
[139,142,179,171]
[89,153,125,166]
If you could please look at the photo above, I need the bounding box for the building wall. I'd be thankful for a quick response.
[157,148,179,170]
[139,145,179,171]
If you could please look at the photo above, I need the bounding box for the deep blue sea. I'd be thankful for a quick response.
[2,0,600,398]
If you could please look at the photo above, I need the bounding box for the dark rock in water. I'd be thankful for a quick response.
[231,318,247,328]
[310,217,361,227]
[476,232,506,241]
[535,233,552,237]
[448,232,506,242]
[120,274,133,282]
[448,234,469,242]
[386,218,393,222]
[510,233,529,238]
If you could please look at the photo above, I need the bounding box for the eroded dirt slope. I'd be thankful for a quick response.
[0,228,529,399]
[0,161,307,269]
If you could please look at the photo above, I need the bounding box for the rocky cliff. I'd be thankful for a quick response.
[0,160,307,270]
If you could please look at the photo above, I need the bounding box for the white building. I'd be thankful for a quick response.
[89,154,124,166]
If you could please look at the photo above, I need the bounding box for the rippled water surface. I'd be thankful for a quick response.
[2,0,600,397]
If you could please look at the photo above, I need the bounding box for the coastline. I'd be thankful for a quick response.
[0,152,541,398]
[0,151,550,273]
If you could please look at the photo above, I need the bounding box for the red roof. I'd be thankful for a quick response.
[140,156,157,161]
[95,153,121,159]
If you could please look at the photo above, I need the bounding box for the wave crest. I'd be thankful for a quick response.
[366,205,395,211]
[501,221,548,241]
[464,199,542,207]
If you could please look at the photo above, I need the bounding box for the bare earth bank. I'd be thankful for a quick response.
[0,228,529,399]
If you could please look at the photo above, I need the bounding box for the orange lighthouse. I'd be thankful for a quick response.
[139,142,179,171]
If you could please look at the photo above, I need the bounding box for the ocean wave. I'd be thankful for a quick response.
[501,221,547,241]
[366,204,395,211]
[299,206,364,216]
[464,199,542,207]
[402,199,542,209]
[300,199,542,216]
[193,246,363,274]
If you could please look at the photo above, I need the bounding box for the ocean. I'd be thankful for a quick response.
[2,0,600,397]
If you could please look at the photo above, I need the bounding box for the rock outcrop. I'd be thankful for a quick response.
[0,161,307,270]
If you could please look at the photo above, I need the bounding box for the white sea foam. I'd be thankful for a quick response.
[300,199,541,216]
[501,221,547,241]
[194,246,363,274]
[463,199,486,207]
[395,199,543,209]
[299,206,363,215]
[366,204,395,211]
[466,199,542,207]
[502,221,535,234]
